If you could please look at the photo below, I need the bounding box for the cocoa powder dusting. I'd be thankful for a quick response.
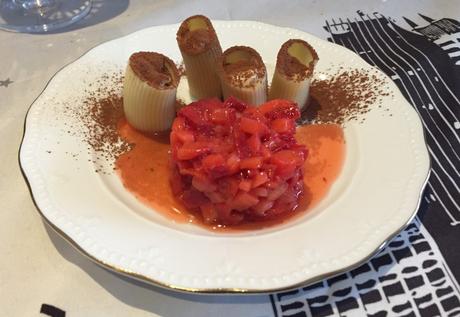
[81,95,130,160]
[277,39,318,81]
[62,67,389,174]
[178,29,215,54]
[63,71,131,174]
[176,15,219,55]
[301,68,391,125]
[220,46,266,88]
[129,52,179,89]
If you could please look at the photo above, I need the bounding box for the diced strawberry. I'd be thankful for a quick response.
[240,156,263,169]
[210,141,234,155]
[224,96,247,112]
[226,153,240,174]
[170,166,183,195]
[172,116,187,131]
[259,99,300,120]
[176,166,201,178]
[243,106,265,121]
[251,187,268,197]
[218,177,239,199]
[202,154,225,171]
[201,152,229,180]
[200,203,218,223]
[181,188,208,209]
[271,118,295,134]
[252,172,269,188]
[217,204,244,225]
[238,179,252,192]
[265,180,281,189]
[260,146,271,159]
[174,130,195,143]
[266,201,289,216]
[205,191,225,203]
[239,117,269,135]
[258,99,281,115]
[278,189,300,206]
[267,182,288,201]
[270,150,304,177]
[177,141,211,160]
[231,191,259,211]
[179,104,208,127]
[252,199,274,216]
[170,133,179,145]
[264,134,287,152]
[247,134,261,153]
[211,108,229,124]
[192,175,217,192]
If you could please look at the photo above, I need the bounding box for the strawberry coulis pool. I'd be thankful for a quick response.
[115,98,345,231]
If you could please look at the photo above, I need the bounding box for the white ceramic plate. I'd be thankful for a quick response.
[20,21,430,293]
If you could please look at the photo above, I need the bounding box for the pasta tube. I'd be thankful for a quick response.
[218,46,267,106]
[123,52,179,132]
[176,15,222,99]
[268,39,318,110]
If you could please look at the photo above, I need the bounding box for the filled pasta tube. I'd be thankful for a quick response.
[176,15,222,99]
[218,46,267,106]
[123,52,179,132]
[268,39,318,110]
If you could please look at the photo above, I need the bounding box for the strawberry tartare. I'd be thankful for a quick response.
[170,97,307,226]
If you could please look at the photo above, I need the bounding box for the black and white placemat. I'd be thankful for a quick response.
[270,11,460,317]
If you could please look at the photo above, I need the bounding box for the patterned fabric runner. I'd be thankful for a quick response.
[271,11,460,317]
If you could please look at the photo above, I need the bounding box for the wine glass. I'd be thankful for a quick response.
[0,0,92,33]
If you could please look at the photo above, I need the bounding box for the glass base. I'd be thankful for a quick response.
[0,0,92,33]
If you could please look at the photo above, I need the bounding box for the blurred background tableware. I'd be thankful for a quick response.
[0,0,92,33]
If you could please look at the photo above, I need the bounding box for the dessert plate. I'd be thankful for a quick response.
[19,21,430,293]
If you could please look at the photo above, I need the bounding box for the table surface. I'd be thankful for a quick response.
[1,1,460,316]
